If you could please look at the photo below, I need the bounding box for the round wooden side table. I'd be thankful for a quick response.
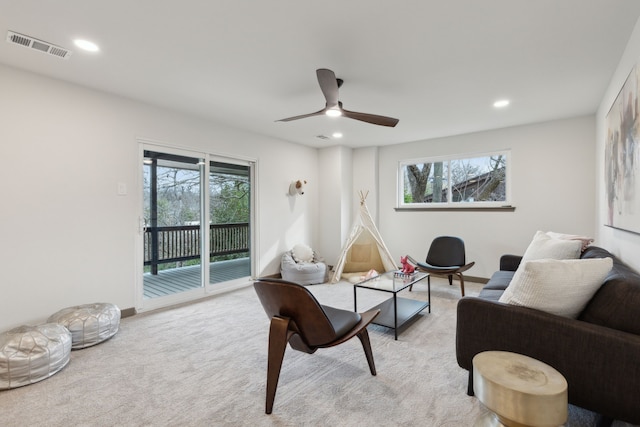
[473,351,568,427]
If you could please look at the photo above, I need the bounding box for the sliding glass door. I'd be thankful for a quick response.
[208,160,251,285]
[142,150,204,299]
[140,146,254,307]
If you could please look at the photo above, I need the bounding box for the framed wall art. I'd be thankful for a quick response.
[605,63,640,235]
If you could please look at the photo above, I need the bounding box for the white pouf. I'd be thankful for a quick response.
[48,303,121,349]
[0,324,72,390]
[280,250,328,285]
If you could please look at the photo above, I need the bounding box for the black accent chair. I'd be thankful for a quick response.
[408,236,475,296]
[253,278,380,414]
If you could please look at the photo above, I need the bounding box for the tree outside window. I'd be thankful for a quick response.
[399,152,509,207]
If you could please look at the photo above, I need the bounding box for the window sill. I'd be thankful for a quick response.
[394,206,516,212]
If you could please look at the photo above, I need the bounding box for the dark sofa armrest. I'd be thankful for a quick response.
[456,297,640,424]
[499,254,522,271]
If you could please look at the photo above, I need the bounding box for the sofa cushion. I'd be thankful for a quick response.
[477,288,506,302]
[477,271,514,300]
[579,247,640,335]
[498,257,613,318]
[522,231,582,261]
[484,270,514,290]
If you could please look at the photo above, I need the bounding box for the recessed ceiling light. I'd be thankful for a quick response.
[73,39,99,52]
[332,132,343,138]
[493,99,510,108]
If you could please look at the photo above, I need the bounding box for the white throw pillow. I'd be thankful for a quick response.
[546,231,594,251]
[498,257,613,318]
[292,244,314,263]
[522,231,582,261]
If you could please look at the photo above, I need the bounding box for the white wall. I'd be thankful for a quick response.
[353,147,379,223]
[376,116,596,279]
[596,16,640,272]
[318,146,353,265]
[0,64,318,331]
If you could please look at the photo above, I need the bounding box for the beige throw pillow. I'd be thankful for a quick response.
[522,231,582,261]
[546,231,594,251]
[498,257,613,318]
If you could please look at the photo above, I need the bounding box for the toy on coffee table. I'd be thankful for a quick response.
[395,255,416,278]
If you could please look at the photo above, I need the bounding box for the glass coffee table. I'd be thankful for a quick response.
[353,271,430,340]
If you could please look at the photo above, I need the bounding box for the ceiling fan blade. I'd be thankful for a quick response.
[341,108,399,127]
[276,108,326,122]
[316,68,339,108]
[277,68,400,127]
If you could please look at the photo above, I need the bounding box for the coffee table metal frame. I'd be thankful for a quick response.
[353,271,430,340]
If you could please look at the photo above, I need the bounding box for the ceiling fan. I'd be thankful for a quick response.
[277,68,399,127]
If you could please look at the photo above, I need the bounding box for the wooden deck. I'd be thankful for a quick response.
[143,257,250,299]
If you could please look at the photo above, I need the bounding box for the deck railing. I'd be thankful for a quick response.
[144,223,249,274]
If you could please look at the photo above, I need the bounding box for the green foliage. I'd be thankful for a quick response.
[143,154,252,280]
[144,165,250,226]
[210,173,250,223]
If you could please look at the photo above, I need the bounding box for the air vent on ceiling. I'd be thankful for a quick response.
[316,135,330,140]
[6,31,72,59]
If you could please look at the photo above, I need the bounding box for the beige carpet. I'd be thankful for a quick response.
[0,278,635,426]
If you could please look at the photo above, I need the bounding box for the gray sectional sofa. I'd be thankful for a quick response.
[456,246,640,426]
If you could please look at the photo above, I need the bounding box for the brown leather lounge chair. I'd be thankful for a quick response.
[253,278,380,414]
[408,236,475,297]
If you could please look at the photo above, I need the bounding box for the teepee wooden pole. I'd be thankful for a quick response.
[359,190,368,204]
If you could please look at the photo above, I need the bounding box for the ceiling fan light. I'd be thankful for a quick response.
[325,108,342,117]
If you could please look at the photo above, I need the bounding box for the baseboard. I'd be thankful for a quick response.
[464,275,489,284]
[261,272,489,284]
[428,273,489,284]
[267,272,488,284]
[121,307,137,318]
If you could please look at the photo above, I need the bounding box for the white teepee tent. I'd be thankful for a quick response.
[330,191,397,283]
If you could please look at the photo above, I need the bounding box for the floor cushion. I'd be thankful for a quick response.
[0,324,72,389]
[48,303,121,349]
[281,250,328,285]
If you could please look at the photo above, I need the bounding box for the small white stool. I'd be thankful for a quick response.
[48,303,120,349]
[473,351,568,427]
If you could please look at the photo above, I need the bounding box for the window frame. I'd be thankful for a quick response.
[397,150,512,210]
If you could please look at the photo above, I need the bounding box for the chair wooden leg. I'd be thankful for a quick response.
[357,328,377,376]
[457,273,465,297]
[266,316,290,414]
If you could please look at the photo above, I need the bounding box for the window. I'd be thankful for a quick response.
[398,151,510,209]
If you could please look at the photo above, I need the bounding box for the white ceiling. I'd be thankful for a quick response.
[2,0,640,148]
